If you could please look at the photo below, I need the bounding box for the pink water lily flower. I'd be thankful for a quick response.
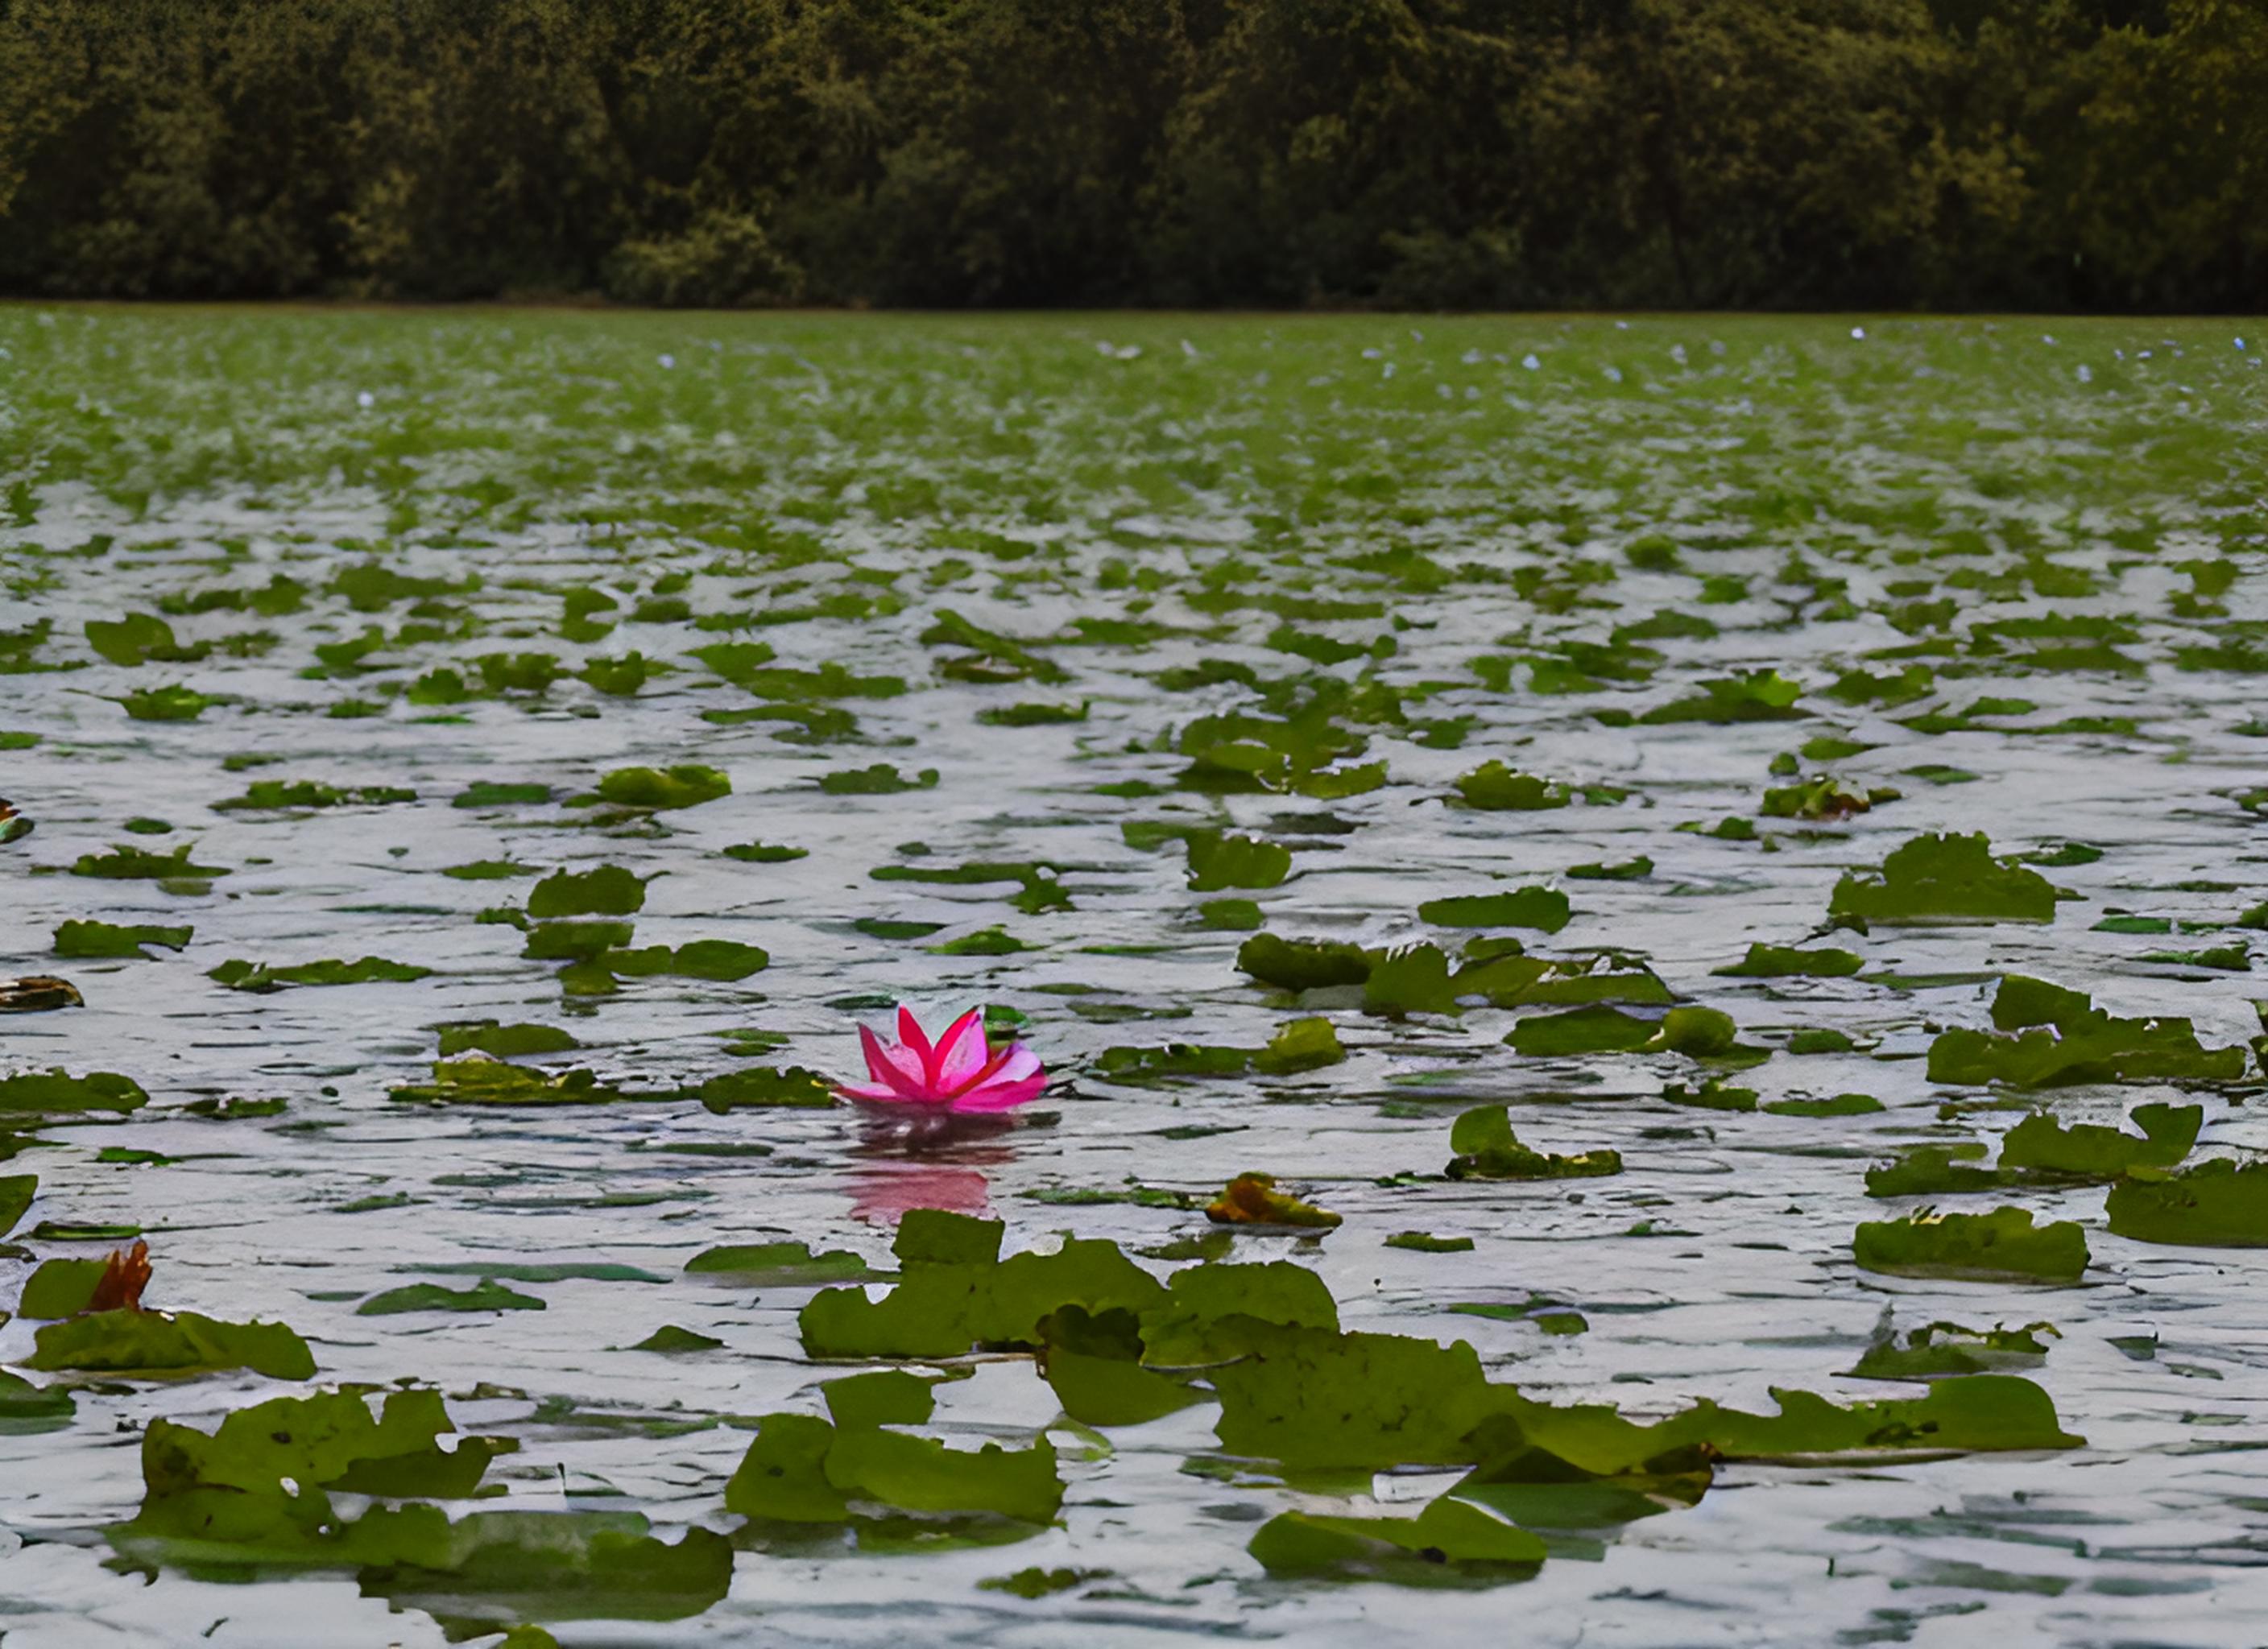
[840,1006,1047,1112]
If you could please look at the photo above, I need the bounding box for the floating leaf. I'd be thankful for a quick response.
[698,1065,833,1111]
[1828,833,2056,926]
[1848,1318,2059,1381]
[1248,1497,1544,1581]
[1640,670,1805,724]
[1419,888,1571,932]
[1451,761,1570,810]
[630,1325,725,1353]
[1566,856,1653,881]
[979,1567,1107,1597]
[213,780,416,811]
[1237,933,1374,991]
[1997,1103,2199,1176]
[527,865,649,918]
[1364,944,1460,1016]
[209,957,430,991]
[0,1069,148,1117]
[1446,1106,1621,1180]
[594,764,730,810]
[1205,1172,1341,1228]
[723,841,808,863]
[390,1058,627,1106]
[1253,1016,1344,1075]
[1715,943,1862,977]
[1927,977,2244,1086]
[356,1281,545,1316]
[2105,1160,2268,1246]
[820,763,939,796]
[1385,1231,1475,1253]
[1184,831,1292,891]
[1507,1005,1654,1056]
[1852,1208,2088,1283]
[453,781,553,809]
[0,1172,33,1238]
[0,974,84,1011]
[0,1369,75,1434]
[85,612,206,667]
[53,920,192,958]
[435,1021,580,1057]
[26,1308,316,1378]
[71,842,228,880]
[685,1241,877,1285]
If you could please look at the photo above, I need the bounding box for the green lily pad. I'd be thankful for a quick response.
[1715,944,1863,977]
[685,1241,878,1285]
[1828,833,2057,926]
[26,1308,317,1378]
[435,1021,581,1057]
[53,920,192,958]
[1206,1172,1341,1228]
[1446,1106,1621,1180]
[594,764,730,810]
[1420,888,1571,932]
[355,1281,546,1316]
[2105,1159,2268,1246]
[209,957,431,991]
[1852,1208,2088,1283]
[1248,1497,1545,1581]
[527,864,649,918]
[0,1069,148,1117]
[1451,761,1570,810]
[698,1065,833,1110]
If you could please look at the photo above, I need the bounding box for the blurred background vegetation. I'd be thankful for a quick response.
[0,0,2259,311]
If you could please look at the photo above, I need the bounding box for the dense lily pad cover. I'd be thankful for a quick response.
[1,309,2262,1642]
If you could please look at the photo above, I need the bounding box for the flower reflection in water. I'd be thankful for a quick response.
[844,1109,1017,1225]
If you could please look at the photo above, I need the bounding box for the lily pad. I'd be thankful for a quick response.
[1828,833,2057,926]
[1852,1208,2089,1283]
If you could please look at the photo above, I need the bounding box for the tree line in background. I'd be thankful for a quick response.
[0,0,2261,312]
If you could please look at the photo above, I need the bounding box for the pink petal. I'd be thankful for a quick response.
[948,1073,1048,1112]
[971,1045,1041,1090]
[896,1005,934,1072]
[859,1025,932,1100]
[838,1081,907,1101]
[933,1010,991,1089]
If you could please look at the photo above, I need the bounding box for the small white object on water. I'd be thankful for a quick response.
[1180,339,1198,359]
[2042,335,2055,345]
[2237,338,2248,350]
[658,353,675,369]
[1670,344,1687,365]
[356,391,375,410]
[1409,329,1423,343]
[1521,353,1541,370]
[1361,347,1381,360]
[1461,348,1482,366]
[1850,326,1866,340]
[1603,366,1624,383]
[1614,320,1629,330]
[1382,362,1395,378]
[2076,365,2092,383]
[1115,344,1141,360]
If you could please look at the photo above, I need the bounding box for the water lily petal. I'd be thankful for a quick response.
[972,1044,1041,1089]
[859,1025,931,1099]
[896,1004,935,1078]
[933,1009,990,1088]
[949,1072,1047,1112]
